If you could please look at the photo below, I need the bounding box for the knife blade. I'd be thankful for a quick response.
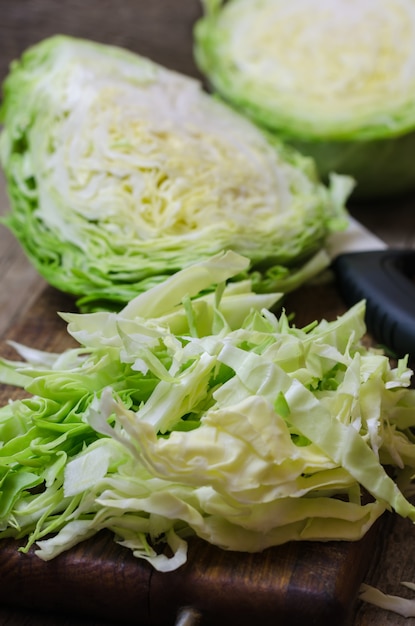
[327,216,415,360]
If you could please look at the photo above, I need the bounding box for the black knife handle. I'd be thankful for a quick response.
[332,249,415,359]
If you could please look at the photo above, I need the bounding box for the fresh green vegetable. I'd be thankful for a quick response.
[1,250,415,572]
[360,582,415,618]
[0,35,352,312]
[194,0,415,198]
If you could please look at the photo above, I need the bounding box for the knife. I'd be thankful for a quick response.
[327,217,415,360]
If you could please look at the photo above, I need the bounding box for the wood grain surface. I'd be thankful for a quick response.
[1,2,415,625]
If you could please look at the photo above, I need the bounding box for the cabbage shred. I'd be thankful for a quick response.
[1,251,415,572]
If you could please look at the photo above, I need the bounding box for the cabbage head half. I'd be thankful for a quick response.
[0,35,351,311]
[194,0,415,198]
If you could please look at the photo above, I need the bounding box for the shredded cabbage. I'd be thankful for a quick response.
[359,582,415,618]
[194,0,415,197]
[0,35,351,311]
[1,251,415,572]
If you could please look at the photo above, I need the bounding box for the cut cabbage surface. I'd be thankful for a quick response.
[194,0,415,197]
[0,35,351,311]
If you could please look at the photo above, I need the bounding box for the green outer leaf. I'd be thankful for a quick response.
[291,134,415,198]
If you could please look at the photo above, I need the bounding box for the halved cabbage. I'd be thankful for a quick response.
[194,0,415,198]
[0,35,351,311]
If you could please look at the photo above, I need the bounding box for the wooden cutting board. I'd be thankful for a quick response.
[0,282,383,626]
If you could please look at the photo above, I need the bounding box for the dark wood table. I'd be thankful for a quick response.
[1,2,415,624]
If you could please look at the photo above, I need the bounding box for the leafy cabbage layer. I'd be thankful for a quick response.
[194,0,415,197]
[1,251,415,572]
[0,35,350,311]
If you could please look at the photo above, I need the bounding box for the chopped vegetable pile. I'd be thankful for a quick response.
[194,0,415,197]
[1,251,415,572]
[0,35,351,312]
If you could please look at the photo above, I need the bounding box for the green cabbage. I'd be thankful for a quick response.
[360,583,415,618]
[194,0,415,198]
[0,35,352,311]
[1,251,415,572]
